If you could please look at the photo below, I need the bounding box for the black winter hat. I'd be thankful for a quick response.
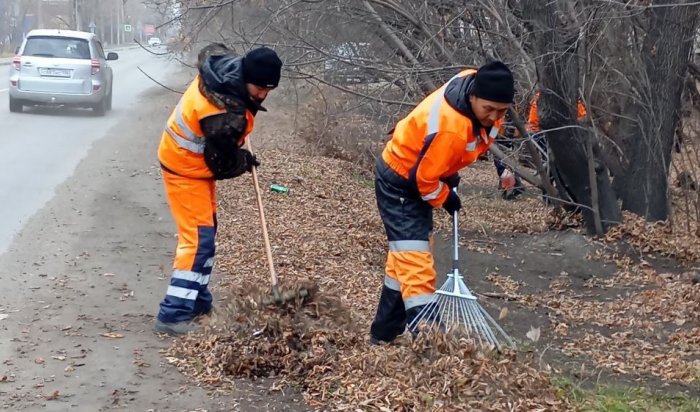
[471,61,514,103]
[242,47,282,88]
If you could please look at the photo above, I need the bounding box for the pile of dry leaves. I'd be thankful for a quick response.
[164,151,570,410]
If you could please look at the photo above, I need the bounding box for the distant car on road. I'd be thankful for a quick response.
[148,37,162,47]
[8,29,118,116]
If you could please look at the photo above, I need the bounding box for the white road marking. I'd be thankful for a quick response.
[0,89,8,93]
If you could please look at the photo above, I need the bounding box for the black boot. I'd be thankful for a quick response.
[369,286,406,344]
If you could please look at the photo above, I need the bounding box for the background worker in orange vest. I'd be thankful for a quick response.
[493,91,588,201]
[154,44,282,335]
[370,61,515,344]
[525,91,588,202]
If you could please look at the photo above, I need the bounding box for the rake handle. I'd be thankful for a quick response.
[245,138,280,291]
[452,188,460,271]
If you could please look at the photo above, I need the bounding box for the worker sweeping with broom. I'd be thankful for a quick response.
[370,61,515,346]
[154,43,283,335]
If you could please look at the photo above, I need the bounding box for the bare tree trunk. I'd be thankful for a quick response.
[520,0,621,234]
[613,0,700,221]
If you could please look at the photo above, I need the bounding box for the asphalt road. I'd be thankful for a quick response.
[0,46,179,253]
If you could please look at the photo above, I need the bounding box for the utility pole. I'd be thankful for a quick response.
[121,0,127,43]
[110,3,114,45]
[36,0,43,29]
[116,1,121,44]
[73,0,82,31]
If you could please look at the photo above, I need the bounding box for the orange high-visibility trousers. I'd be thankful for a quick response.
[157,170,217,323]
[370,158,438,342]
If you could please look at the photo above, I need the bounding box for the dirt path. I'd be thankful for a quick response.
[0,74,308,411]
[433,218,699,398]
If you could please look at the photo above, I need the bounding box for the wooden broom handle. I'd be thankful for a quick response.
[245,138,279,288]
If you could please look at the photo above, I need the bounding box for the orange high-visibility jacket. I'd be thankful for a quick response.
[527,92,587,133]
[382,69,501,207]
[158,75,255,179]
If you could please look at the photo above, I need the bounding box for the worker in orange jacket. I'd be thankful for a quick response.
[154,44,282,335]
[370,61,515,344]
[526,91,587,133]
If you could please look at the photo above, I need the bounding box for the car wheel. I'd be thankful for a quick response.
[93,97,107,116]
[9,96,23,113]
[106,87,113,111]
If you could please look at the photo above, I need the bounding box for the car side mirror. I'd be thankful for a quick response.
[107,52,119,61]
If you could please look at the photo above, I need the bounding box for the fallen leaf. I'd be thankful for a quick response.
[101,332,124,339]
[499,307,509,320]
[35,357,45,365]
[103,273,116,277]
[526,326,541,342]
[44,390,60,400]
[52,356,66,361]
[64,365,75,372]
[0,314,8,321]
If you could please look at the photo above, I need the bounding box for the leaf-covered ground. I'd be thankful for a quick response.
[162,149,699,410]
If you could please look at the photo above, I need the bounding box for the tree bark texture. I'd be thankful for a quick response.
[520,0,621,234]
[613,0,700,221]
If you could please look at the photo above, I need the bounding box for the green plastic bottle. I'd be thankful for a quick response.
[270,184,289,194]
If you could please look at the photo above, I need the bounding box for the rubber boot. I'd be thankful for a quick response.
[369,286,406,344]
[153,319,200,336]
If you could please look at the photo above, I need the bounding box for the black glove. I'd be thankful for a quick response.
[442,190,462,215]
[242,149,260,172]
[441,173,461,189]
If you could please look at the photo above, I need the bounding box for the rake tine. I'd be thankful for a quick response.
[479,304,515,348]
[468,303,486,347]
[403,205,513,350]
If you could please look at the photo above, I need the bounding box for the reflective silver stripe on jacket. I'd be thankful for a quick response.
[421,182,445,201]
[164,100,216,154]
[165,128,204,154]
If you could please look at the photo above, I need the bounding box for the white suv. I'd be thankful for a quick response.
[9,29,118,116]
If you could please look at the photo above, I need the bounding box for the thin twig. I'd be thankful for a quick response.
[137,66,184,94]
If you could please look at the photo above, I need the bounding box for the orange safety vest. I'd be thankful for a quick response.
[158,75,255,178]
[382,69,501,207]
[527,91,587,133]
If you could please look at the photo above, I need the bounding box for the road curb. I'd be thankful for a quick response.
[0,44,142,66]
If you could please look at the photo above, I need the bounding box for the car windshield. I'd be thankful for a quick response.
[23,36,91,59]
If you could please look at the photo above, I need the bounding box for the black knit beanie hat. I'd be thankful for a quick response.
[471,61,514,103]
[242,47,283,88]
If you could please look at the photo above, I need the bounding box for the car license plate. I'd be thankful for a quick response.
[39,68,71,77]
